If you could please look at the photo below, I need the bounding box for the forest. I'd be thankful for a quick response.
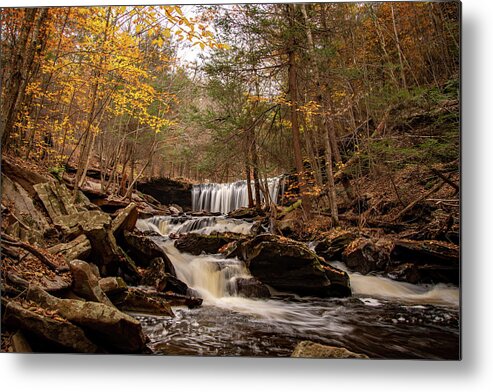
[1,2,460,359]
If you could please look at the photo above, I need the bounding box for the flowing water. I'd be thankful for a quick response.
[135,215,460,359]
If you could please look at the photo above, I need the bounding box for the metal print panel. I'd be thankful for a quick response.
[0,1,460,359]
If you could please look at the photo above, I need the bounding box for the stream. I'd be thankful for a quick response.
[135,215,460,359]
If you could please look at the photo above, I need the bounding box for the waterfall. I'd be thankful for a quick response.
[136,215,254,236]
[191,176,284,214]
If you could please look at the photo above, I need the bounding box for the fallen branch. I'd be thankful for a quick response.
[429,167,459,193]
[392,179,450,222]
[1,233,68,272]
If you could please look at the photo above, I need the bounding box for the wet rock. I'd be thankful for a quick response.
[111,202,138,239]
[229,277,271,298]
[227,207,263,219]
[169,205,181,215]
[141,257,167,291]
[174,232,247,255]
[315,229,356,261]
[342,237,391,275]
[241,234,351,297]
[291,341,369,359]
[123,231,176,276]
[69,259,114,307]
[26,286,147,353]
[119,288,174,317]
[162,274,191,296]
[386,263,421,284]
[2,297,98,353]
[48,234,91,262]
[388,239,459,284]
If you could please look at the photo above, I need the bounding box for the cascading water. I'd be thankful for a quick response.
[191,176,284,214]
[136,215,460,358]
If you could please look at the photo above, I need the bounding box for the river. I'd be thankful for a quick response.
[135,215,460,359]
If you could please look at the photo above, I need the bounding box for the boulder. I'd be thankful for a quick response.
[241,234,351,297]
[229,277,271,298]
[1,174,50,233]
[386,263,421,284]
[33,181,78,222]
[174,232,247,255]
[98,276,128,305]
[123,231,176,276]
[99,276,128,295]
[170,203,184,214]
[111,202,138,239]
[169,205,181,215]
[390,239,459,266]
[2,297,98,353]
[55,211,140,282]
[342,237,391,275]
[48,234,91,262]
[141,257,167,291]
[26,286,147,353]
[315,229,356,261]
[227,207,263,219]
[68,259,114,307]
[291,341,369,359]
[387,239,459,284]
[118,288,174,317]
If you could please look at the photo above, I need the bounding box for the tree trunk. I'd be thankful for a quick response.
[286,4,311,219]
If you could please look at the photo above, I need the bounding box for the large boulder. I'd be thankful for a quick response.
[55,211,140,282]
[174,232,247,255]
[2,297,98,353]
[26,286,147,353]
[315,229,356,261]
[111,202,138,240]
[123,231,176,275]
[141,257,167,291]
[241,234,351,297]
[342,237,391,275]
[388,239,459,284]
[291,341,369,359]
[68,259,114,307]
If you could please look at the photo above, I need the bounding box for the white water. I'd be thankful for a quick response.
[330,261,459,307]
[136,215,254,236]
[137,216,459,316]
[192,176,283,214]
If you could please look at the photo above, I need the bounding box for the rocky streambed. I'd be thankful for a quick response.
[135,214,460,359]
